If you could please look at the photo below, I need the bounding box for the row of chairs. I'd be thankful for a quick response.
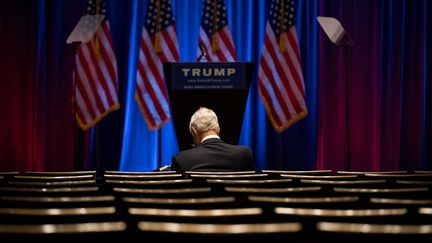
[0,170,432,241]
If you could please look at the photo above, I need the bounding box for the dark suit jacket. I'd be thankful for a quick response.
[170,138,255,172]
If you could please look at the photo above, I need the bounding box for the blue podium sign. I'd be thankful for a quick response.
[170,62,246,90]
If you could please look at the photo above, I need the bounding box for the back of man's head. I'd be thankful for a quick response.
[189,107,220,134]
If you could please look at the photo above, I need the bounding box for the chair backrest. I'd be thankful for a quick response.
[248,195,360,209]
[0,195,115,208]
[333,187,429,195]
[225,186,322,195]
[0,221,126,241]
[337,171,408,175]
[300,179,387,186]
[189,174,269,180]
[0,206,118,224]
[206,178,293,187]
[136,221,302,240]
[14,175,95,181]
[263,170,333,176]
[371,198,432,207]
[128,207,265,224]
[105,179,193,188]
[24,171,96,176]
[274,207,409,226]
[280,174,358,180]
[105,170,178,175]
[0,186,100,197]
[104,173,184,180]
[363,173,432,180]
[122,196,236,209]
[6,180,96,187]
[317,221,432,241]
[112,187,212,198]
[186,171,256,175]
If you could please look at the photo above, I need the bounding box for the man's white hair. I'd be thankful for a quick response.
[189,107,220,134]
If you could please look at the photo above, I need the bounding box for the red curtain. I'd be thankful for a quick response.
[317,0,427,171]
[0,1,79,171]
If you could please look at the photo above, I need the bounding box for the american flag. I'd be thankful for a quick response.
[73,0,119,130]
[258,0,307,132]
[197,0,237,61]
[135,0,179,130]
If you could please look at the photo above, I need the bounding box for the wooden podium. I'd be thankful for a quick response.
[164,62,254,151]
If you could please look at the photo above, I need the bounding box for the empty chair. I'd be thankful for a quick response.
[0,186,100,197]
[362,173,432,184]
[279,174,358,181]
[0,172,19,181]
[418,207,432,215]
[332,187,430,199]
[248,195,360,209]
[7,172,97,189]
[317,221,432,241]
[371,198,432,207]
[13,175,95,182]
[104,173,184,181]
[224,186,324,202]
[275,207,409,232]
[122,196,240,209]
[414,171,432,174]
[369,198,432,215]
[128,207,267,225]
[262,170,333,177]
[0,221,126,242]
[112,187,213,198]
[186,171,256,175]
[206,178,293,188]
[24,171,96,176]
[0,172,20,176]
[0,195,116,208]
[396,180,432,186]
[6,180,96,188]
[275,207,407,219]
[337,171,408,175]
[15,172,96,188]
[0,206,119,224]
[105,179,193,188]
[105,170,178,175]
[225,186,322,194]
[300,179,387,187]
[299,179,389,196]
[189,173,269,180]
[122,196,237,209]
[135,221,302,240]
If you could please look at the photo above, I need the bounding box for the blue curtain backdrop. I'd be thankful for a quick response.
[116,0,318,172]
[0,0,430,172]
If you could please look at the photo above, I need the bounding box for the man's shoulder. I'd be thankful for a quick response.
[175,147,198,158]
[223,143,252,153]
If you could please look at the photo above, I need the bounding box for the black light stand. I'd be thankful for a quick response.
[317,16,354,170]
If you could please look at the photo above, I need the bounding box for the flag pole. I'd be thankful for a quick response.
[158,129,162,170]
[95,123,101,179]
[316,16,354,170]
[278,133,283,169]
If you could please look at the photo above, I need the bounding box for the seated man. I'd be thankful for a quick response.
[170,107,255,172]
